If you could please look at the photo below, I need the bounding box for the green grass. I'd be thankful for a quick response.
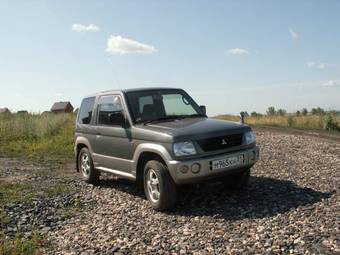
[0,182,36,204]
[0,231,44,255]
[0,180,71,254]
[216,114,340,132]
[0,112,338,161]
[0,113,76,160]
[0,181,71,205]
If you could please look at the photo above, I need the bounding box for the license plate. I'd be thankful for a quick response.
[211,155,244,170]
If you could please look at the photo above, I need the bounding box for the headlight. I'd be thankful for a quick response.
[173,141,197,156]
[244,131,256,144]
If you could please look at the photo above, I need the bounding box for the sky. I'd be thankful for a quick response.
[0,0,339,115]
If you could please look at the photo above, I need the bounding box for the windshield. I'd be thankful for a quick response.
[125,89,204,124]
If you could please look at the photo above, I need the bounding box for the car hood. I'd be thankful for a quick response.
[137,117,250,141]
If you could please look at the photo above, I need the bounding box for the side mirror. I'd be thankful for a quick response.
[199,105,206,115]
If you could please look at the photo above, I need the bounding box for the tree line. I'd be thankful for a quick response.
[244,106,338,117]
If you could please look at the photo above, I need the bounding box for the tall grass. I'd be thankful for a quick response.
[217,114,340,132]
[0,113,76,159]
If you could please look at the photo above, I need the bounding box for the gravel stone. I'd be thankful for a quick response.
[0,130,339,254]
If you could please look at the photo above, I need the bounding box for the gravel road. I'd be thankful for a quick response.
[1,130,339,254]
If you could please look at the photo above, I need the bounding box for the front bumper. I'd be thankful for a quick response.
[167,146,259,184]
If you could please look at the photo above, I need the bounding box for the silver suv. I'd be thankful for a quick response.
[75,88,259,210]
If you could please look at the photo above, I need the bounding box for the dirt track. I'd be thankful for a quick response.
[1,130,339,254]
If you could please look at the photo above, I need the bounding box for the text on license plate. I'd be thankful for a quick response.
[211,155,244,170]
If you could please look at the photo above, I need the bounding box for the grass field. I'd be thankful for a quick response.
[0,113,75,160]
[216,114,340,132]
[0,112,339,160]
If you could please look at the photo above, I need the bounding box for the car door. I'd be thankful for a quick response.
[92,94,133,173]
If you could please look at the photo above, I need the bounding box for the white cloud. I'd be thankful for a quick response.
[227,48,249,55]
[71,23,99,32]
[306,61,315,68]
[289,28,299,39]
[317,63,327,70]
[106,35,157,55]
[322,80,339,87]
[306,61,334,70]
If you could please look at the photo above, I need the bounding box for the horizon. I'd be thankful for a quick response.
[0,1,339,115]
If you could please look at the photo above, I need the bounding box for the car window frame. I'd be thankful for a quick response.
[95,94,127,127]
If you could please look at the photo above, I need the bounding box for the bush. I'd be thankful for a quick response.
[325,114,339,131]
[287,116,294,127]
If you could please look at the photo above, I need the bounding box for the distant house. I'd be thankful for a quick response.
[51,102,74,113]
[0,108,10,114]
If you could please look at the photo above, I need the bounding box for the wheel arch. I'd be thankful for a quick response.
[75,137,94,172]
[133,143,173,187]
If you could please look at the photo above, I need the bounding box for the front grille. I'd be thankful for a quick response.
[197,133,243,152]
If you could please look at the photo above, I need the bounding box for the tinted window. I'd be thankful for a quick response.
[97,95,124,126]
[78,97,95,124]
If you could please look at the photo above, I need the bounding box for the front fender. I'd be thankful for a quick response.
[132,143,177,179]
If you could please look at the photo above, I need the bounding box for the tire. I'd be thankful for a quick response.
[78,147,100,184]
[221,168,250,190]
[143,160,177,211]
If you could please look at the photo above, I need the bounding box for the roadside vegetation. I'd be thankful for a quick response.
[0,108,339,161]
[217,107,340,132]
[0,113,75,160]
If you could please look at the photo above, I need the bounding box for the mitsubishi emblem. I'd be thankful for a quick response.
[221,139,227,145]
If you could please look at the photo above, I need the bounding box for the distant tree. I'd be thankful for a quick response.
[311,107,325,115]
[251,111,258,117]
[302,108,308,116]
[296,110,301,116]
[277,109,287,116]
[266,106,276,116]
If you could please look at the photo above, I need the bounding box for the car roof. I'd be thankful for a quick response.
[84,87,183,98]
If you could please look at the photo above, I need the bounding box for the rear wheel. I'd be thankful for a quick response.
[221,168,250,189]
[78,147,99,184]
[144,160,177,211]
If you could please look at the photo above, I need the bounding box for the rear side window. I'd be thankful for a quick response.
[78,97,95,124]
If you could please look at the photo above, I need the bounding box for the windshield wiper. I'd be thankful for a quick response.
[142,114,205,125]
[143,116,182,125]
[181,113,206,118]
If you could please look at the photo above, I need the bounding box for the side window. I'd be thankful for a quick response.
[78,97,95,124]
[97,95,124,126]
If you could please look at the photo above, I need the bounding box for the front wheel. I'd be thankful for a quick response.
[144,160,177,211]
